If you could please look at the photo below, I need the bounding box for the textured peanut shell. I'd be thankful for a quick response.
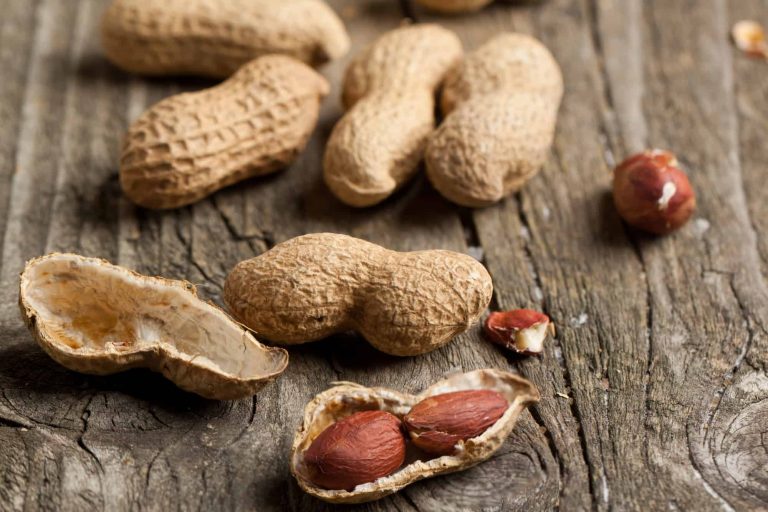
[101,0,350,77]
[19,253,288,400]
[324,25,463,207]
[415,0,494,13]
[290,369,540,504]
[223,233,493,356]
[120,55,329,209]
[426,33,564,207]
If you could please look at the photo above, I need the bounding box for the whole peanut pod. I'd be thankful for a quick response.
[120,55,329,209]
[323,25,463,207]
[223,233,493,356]
[101,0,350,77]
[426,33,563,207]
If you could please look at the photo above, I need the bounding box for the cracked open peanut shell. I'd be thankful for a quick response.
[19,253,288,400]
[290,369,539,504]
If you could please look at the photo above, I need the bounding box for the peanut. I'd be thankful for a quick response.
[291,369,540,504]
[323,24,463,207]
[415,0,494,13]
[223,233,493,356]
[426,33,564,207]
[101,0,350,77]
[304,411,406,491]
[120,55,329,209]
[612,150,696,235]
[19,253,288,400]
[403,389,508,455]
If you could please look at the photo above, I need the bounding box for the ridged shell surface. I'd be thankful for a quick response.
[426,33,563,207]
[324,25,463,207]
[223,233,493,356]
[120,55,329,209]
[101,0,350,77]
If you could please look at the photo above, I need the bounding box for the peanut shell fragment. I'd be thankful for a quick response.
[19,253,288,400]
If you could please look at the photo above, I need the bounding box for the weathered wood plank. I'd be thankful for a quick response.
[0,1,556,510]
[0,0,39,282]
[1,0,766,511]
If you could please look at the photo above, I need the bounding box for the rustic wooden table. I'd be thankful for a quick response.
[1,0,767,510]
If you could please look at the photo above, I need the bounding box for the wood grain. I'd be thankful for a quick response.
[0,0,766,510]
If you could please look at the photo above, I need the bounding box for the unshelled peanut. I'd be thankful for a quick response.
[426,33,563,207]
[102,0,350,77]
[120,55,329,209]
[224,233,492,356]
[324,25,462,207]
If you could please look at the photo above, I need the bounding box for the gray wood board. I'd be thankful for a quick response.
[0,0,766,510]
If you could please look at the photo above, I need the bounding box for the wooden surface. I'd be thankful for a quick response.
[1,0,767,510]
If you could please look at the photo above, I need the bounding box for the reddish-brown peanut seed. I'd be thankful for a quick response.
[403,390,508,455]
[304,410,406,491]
[612,150,696,235]
[483,309,554,355]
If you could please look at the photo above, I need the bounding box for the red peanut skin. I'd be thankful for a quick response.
[304,411,406,490]
[403,390,508,455]
[612,150,696,235]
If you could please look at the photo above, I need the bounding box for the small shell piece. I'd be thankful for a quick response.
[731,20,768,58]
[101,0,350,77]
[426,33,563,207]
[323,24,463,207]
[120,55,329,209]
[290,369,540,504]
[18,253,288,400]
[223,233,493,356]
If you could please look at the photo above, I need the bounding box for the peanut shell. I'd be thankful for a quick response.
[290,369,540,504]
[101,0,350,77]
[324,24,463,207]
[120,55,329,209]
[19,253,288,400]
[426,33,564,207]
[223,233,493,356]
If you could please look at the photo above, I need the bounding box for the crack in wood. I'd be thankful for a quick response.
[398,0,417,21]
[210,196,275,251]
[77,393,104,475]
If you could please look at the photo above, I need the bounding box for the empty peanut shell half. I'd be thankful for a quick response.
[291,369,540,504]
[19,253,288,400]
